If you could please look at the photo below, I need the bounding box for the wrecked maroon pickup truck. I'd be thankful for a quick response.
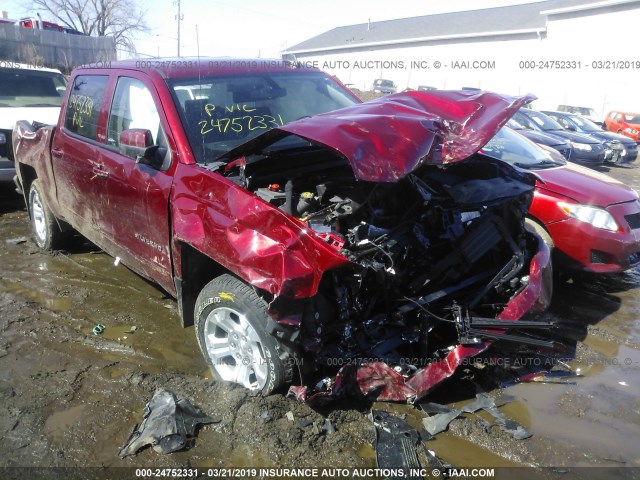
[13,58,553,403]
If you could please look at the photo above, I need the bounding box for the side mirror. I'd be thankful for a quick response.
[119,128,162,169]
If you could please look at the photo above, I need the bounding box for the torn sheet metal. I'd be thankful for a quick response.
[172,168,350,299]
[219,90,537,182]
[287,240,552,406]
[118,389,218,457]
[419,393,531,440]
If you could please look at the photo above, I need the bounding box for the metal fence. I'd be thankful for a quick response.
[0,24,116,73]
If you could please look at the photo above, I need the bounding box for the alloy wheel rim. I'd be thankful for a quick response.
[31,190,47,245]
[204,306,268,390]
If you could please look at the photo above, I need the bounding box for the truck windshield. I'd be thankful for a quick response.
[0,69,67,107]
[168,72,358,163]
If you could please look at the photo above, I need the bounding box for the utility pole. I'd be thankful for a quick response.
[174,0,183,57]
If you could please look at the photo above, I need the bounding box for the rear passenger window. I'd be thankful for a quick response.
[64,75,108,141]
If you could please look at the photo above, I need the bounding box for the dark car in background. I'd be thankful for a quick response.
[507,118,572,159]
[372,78,397,94]
[514,109,607,167]
[543,111,637,163]
[605,111,640,143]
[482,127,640,273]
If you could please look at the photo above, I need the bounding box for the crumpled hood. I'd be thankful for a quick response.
[220,90,535,182]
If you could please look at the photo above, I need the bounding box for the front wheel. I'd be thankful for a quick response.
[194,274,293,394]
[29,180,66,250]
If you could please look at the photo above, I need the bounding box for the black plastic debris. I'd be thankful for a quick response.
[419,393,531,440]
[118,388,219,457]
[370,410,422,480]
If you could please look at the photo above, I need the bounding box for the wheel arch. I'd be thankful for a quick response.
[18,163,37,217]
[525,215,554,249]
[174,241,236,328]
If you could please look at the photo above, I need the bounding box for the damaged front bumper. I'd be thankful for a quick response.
[288,236,552,404]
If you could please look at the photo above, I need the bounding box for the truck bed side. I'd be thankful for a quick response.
[13,121,61,218]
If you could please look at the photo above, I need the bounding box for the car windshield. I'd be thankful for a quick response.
[568,114,601,132]
[480,127,563,169]
[624,113,640,123]
[522,110,564,131]
[169,72,358,163]
[0,69,67,107]
[374,79,394,87]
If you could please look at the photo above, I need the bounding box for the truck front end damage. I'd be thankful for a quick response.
[208,90,553,402]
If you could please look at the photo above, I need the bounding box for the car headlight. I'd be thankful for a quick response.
[0,133,6,145]
[571,142,592,151]
[558,202,619,231]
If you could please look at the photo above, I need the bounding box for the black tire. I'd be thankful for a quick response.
[28,179,66,250]
[194,274,293,394]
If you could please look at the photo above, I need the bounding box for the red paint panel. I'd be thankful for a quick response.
[277,90,536,181]
[171,165,350,298]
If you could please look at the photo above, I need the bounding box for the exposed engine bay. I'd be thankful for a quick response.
[219,138,554,399]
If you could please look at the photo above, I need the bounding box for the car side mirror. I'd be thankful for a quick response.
[119,128,162,169]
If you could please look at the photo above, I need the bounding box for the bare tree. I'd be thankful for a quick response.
[31,0,147,52]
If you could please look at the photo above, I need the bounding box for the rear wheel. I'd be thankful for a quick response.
[29,180,66,250]
[194,274,292,394]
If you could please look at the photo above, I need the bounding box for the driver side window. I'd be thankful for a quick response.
[108,78,160,148]
[107,77,171,168]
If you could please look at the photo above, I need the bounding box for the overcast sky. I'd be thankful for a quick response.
[2,0,537,58]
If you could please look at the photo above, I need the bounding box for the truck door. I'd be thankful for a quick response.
[52,74,110,246]
[97,74,174,292]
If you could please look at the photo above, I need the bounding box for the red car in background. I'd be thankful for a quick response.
[483,128,640,273]
[605,111,640,142]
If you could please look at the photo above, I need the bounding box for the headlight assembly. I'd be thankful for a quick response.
[557,202,619,231]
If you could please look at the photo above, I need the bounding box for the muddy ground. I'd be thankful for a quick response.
[1,163,640,479]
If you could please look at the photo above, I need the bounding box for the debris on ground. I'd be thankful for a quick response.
[419,392,531,440]
[118,388,219,457]
[322,418,335,434]
[92,324,105,335]
[371,410,422,478]
[6,236,28,245]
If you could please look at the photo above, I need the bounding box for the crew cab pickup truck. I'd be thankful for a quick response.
[13,58,553,402]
